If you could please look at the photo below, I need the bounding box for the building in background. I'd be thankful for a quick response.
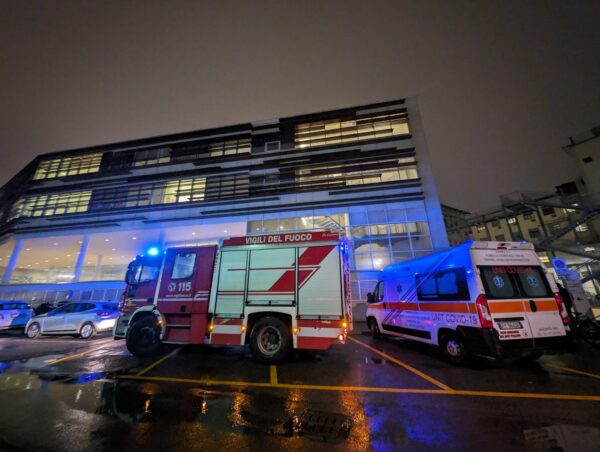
[0,98,449,320]
[443,125,600,298]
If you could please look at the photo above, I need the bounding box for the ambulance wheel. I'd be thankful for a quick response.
[368,318,381,339]
[441,333,470,365]
[249,316,291,364]
[126,315,162,357]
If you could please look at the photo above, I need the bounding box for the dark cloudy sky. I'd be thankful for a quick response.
[1,1,599,211]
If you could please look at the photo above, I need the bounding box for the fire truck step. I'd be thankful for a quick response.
[166,324,191,329]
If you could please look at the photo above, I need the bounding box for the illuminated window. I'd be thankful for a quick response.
[133,148,171,167]
[297,159,418,188]
[163,178,207,203]
[11,191,91,219]
[575,223,589,232]
[208,139,252,157]
[33,153,102,180]
[295,111,409,149]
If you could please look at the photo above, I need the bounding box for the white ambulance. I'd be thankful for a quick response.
[365,241,570,364]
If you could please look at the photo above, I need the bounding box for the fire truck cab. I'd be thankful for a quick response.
[116,231,351,363]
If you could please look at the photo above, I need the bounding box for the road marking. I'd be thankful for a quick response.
[347,336,452,391]
[545,363,600,380]
[116,374,600,402]
[270,365,278,385]
[136,348,180,376]
[41,342,117,367]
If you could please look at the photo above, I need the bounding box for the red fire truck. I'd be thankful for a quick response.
[114,231,351,363]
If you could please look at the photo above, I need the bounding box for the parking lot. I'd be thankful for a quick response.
[1,327,600,451]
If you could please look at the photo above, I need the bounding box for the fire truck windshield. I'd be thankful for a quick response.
[125,259,160,285]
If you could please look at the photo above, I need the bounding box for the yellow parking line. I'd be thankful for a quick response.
[136,348,180,376]
[42,343,115,367]
[116,374,600,402]
[270,365,278,384]
[545,363,600,380]
[347,336,452,391]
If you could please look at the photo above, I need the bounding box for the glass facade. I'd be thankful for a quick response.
[246,202,433,271]
[133,147,171,167]
[295,111,409,149]
[33,153,102,180]
[10,191,91,220]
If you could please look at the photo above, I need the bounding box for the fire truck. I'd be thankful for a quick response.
[114,231,351,363]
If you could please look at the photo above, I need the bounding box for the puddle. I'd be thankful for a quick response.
[524,424,600,451]
[0,361,354,447]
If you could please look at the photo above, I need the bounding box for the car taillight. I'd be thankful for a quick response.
[96,311,111,317]
[476,293,493,328]
[554,293,569,325]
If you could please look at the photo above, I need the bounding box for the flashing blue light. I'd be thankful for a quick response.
[147,247,160,256]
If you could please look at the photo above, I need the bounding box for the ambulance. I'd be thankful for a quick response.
[365,241,570,364]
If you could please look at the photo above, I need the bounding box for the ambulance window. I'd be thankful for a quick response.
[374,281,384,301]
[515,267,552,298]
[171,252,196,279]
[479,267,516,299]
[416,268,470,301]
[418,277,437,299]
[437,272,459,296]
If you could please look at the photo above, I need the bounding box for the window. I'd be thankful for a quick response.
[133,148,170,167]
[296,158,418,189]
[575,223,589,232]
[208,138,252,157]
[515,267,552,298]
[59,303,79,314]
[523,213,535,221]
[479,267,516,299]
[476,224,486,233]
[491,220,500,228]
[163,178,206,203]
[479,266,552,299]
[528,228,541,239]
[11,191,92,219]
[172,137,251,161]
[416,268,470,301]
[583,156,593,163]
[369,281,384,302]
[33,153,102,180]
[495,235,506,241]
[77,303,96,312]
[264,141,281,152]
[541,206,555,216]
[508,217,517,225]
[171,252,196,279]
[295,110,409,149]
[205,174,249,200]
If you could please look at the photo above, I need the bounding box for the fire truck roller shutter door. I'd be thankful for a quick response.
[247,247,296,306]
[214,250,248,316]
[297,244,341,316]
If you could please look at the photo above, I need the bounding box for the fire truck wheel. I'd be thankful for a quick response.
[126,315,162,357]
[440,333,470,366]
[249,316,291,364]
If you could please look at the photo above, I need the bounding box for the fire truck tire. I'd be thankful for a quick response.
[249,316,291,364]
[126,315,162,357]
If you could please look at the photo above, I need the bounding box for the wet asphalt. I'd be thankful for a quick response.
[0,326,599,452]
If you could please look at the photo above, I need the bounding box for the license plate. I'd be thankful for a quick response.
[498,320,522,330]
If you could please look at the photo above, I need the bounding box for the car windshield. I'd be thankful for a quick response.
[479,266,553,299]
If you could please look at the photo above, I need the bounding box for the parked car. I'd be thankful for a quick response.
[0,301,33,331]
[25,302,120,339]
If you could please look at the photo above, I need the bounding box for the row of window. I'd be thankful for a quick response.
[12,160,416,220]
[33,153,102,180]
[295,111,410,149]
[32,111,410,181]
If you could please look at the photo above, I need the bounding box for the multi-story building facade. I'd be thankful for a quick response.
[0,98,448,320]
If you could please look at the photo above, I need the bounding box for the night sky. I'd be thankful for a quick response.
[1,1,599,211]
